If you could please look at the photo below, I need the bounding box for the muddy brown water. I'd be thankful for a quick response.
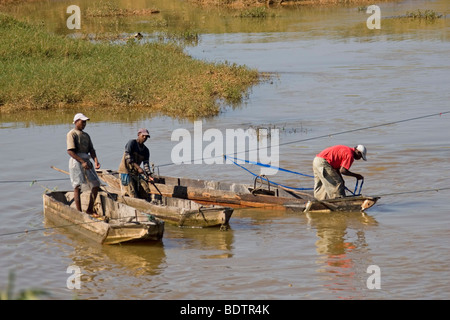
[0,0,449,300]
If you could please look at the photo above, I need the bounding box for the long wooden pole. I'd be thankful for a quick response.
[50,165,69,175]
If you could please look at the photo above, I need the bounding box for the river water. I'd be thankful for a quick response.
[0,0,449,301]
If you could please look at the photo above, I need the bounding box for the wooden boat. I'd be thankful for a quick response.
[43,191,164,245]
[96,169,379,213]
[284,196,379,213]
[112,193,234,229]
[50,166,233,229]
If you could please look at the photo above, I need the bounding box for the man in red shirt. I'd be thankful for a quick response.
[312,145,367,200]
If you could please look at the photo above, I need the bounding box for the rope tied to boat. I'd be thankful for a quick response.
[223,155,313,191]
[197,206,208,223]
[224,155,314,178]
[345,179,364,196]
[223,155,367,196]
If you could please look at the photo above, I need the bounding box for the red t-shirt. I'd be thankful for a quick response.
[316,145,355,170]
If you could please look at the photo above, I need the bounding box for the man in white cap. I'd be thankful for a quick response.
[118,128,154,199]
[312,144,366,200]
[67,113,101,216]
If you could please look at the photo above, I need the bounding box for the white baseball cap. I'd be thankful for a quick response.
[73,113,89,123]
[355,145,367,161]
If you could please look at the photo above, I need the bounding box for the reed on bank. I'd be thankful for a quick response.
[0,14,260,118]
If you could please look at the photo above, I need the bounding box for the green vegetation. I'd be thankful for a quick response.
[239,7,271,18]
[187,0,400,8]
[404,9,443,21]
[0,14,260,118]
[0,271,49,300]
[157,30,200,46]
[85,1,159,17]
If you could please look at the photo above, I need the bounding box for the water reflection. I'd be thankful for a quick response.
[165,225,235,259]
[43,217,166,277]
[0,109,163,128]
[306,211,378,299]
[42,216,235,298]
[43,215,234,278]
[2,0,447,41]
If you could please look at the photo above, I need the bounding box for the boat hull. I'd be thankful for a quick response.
[43,191,164,244]
[114,195,233,229]
[97,171,234,228]
[97,170,379,213]
[285,196,379,213]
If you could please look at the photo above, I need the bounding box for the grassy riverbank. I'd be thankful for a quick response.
[188,0,399,8]
[0,14,260,118]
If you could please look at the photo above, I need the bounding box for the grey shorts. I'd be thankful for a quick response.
[69,154,100,189]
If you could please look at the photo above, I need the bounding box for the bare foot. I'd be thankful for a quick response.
[86,211,100,218]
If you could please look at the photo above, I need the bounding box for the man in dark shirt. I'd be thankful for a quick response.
[118,128,154,198]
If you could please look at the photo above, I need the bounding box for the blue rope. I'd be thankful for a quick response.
[224,155,314,178]
[345,179,364,196]
[224,155,313,191]
[223,155,364,195]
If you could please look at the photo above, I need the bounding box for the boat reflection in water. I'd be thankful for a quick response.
[306,211,379,299]
[42,214,235,297]
[164,225,235,260]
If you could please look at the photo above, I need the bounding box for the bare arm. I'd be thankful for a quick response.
[90,149,101,169]
[67,149,100,170]
[340,167,363,180]
[68,149,91,169]
[142,160,154,182]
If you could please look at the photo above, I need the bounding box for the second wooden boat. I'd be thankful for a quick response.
[96,169,379,213]
[50,166,233,229]
[43,191,165,245]
[112,194,234,229]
